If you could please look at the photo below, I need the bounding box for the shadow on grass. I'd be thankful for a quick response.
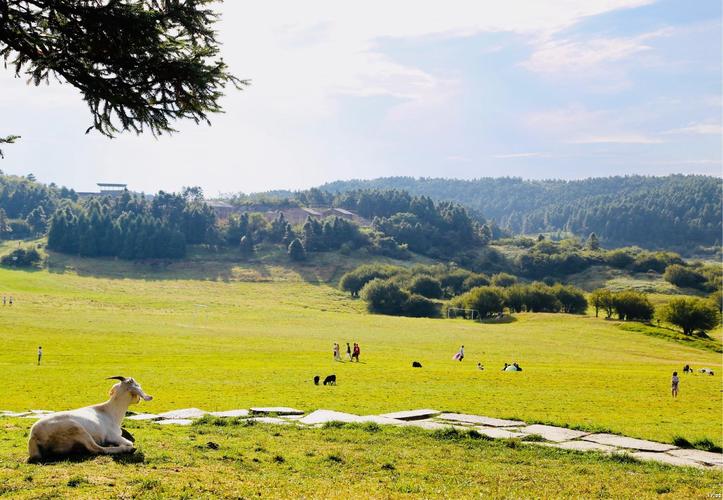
[29,450,145,466]
[44,247,334,285]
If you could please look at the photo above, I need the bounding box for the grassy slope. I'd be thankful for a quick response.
[0,420,720,499]
[0,256,720,447]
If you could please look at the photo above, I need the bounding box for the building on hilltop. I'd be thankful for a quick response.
[205,200,235,219]
[77,183,128,198]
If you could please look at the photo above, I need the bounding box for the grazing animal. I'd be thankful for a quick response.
[412,361,422,368]
[27,376,152,463]
[323,374,337,386]
[699,368,715,376]
[313,375,320,385]
[683,365,693,374]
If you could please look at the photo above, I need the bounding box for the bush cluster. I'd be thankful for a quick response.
[0,247,41,267]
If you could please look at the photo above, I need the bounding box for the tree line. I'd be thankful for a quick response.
[318,175,722,250]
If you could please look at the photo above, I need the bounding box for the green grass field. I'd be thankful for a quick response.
[0,252,721,498]
[0,419,720,499]
[0,256,720,448]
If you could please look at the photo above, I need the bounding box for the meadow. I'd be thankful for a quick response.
[0,419,720,499]
[0,254,720,448]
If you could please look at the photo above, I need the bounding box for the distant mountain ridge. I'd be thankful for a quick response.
[317,175,722,249]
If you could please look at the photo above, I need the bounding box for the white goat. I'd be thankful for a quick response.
[28,376,152,462]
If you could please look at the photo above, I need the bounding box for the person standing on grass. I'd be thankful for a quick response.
[333,343,341,361]
[352,343,360,362]
[9,296,13,306]
[2,296,5,305]
[346,342,352,361]
[671,371,679,398]
[37,346,42,366]
[453,345,464,361]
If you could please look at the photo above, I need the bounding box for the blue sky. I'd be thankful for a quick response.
[0,0,720,194]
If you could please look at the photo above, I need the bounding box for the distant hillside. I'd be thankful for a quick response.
[318,175,722,249]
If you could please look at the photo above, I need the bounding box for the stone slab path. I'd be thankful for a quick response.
[3,407,720,470]
[380,409,440,421]
[250,407,304,416]
[438,413,525,427]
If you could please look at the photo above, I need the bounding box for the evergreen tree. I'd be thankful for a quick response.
[1,1,245,137]
[288,238,306,261]
[239,234,255,257]
[25,206,47,234]
[586,232,600,250]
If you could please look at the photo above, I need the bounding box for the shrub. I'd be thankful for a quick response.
[709,290,722,312]
[360,279,409,315]
[461,273,490,292]
[438,269,473,296]
[287,238,306,261]
[0,247,41,268]
[504,285,527,313]
[631,251,683,273]
[589,289,614,318]
[524,283,562,313]
[409,275,443,299]
[552,284,588,314]
[604,249,635,269]
[612,291,654,321]
[663,264,707,290]
[403,294,439,318]
[658,297,721,336]
[339,264,400,297]
[490,272,518,287]
[454,286,505,318]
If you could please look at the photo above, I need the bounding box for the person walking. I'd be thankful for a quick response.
[453,345,464,361]
[346,342,352,361]
[37,346,42,366]
[671,371,679,398]
[2,296,6,305]
[333,343,341,361]
[352,343,360,362]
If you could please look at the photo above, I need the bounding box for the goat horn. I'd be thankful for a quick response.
[106,376,126,382]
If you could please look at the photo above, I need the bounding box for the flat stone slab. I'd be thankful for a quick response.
[357,415,409,426]
[158,419,194,426]
[209,410,250,418]
[404,420,457,430]
[299,410,361,425]
[632,451,702,468]
[379,409,440,421]
[537,440,617,453]
[667,449,723,467]
[438,413,525,427]
[249,417,292,425]
[1,412,30,418]
[519,424,589,442]
[250,407,304,416]
[126,413,161,421]
[474,427,526,439]
[157,408,207,420]
[582,433,676,452]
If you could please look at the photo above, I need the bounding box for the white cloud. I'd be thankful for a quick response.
[663,122,722,135]
[568,134,663,144]
[522,28,672,78]
[525,104,665,145]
